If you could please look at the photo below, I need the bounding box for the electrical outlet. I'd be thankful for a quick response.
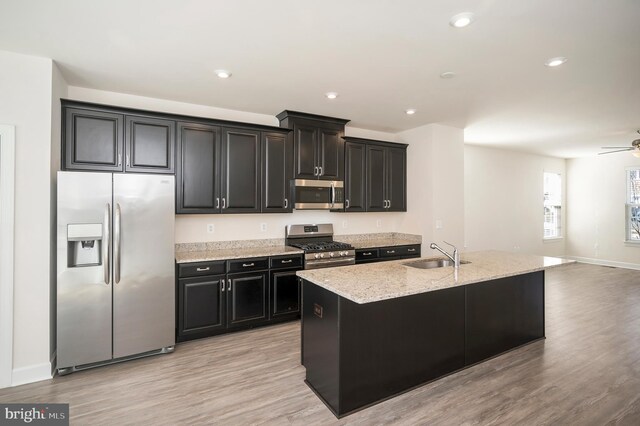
[376,219,382,228]
[260,223,267,232]
[342,220,348,229]
[207,224,215,233]
[435,219,443,230]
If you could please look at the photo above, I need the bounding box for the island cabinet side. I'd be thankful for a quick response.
[302,280,466,417]
[465,271,545,365]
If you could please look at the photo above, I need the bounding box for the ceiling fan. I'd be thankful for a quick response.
[600,130,640,157]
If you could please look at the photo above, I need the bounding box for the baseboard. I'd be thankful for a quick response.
[568,256,640,271]
[12,362,52,387]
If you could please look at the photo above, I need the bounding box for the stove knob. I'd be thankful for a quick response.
[314,254,320,259]
[320,253,325,258]
[339,251,345,256]
[330,252,335,258]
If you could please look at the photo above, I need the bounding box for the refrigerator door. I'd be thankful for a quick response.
[57,171,113,369]
[113,174,175,358]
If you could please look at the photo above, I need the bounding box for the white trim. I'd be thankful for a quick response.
[0,124,16,389]
[11,363,52,387]
[567,256,640,271]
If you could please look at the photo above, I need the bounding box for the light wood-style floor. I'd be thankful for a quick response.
[2,263,640,425]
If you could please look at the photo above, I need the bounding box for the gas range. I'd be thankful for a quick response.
[285,224,356,270]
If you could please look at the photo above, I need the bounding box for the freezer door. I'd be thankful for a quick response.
[113,174,175,358]
[57,171,113,369]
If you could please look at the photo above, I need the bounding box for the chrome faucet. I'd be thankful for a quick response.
[430,241,460,269]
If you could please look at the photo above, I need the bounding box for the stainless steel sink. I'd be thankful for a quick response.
[404,258,471,269]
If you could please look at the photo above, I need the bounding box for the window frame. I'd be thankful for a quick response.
[625,166,640,244]
[543,171,563,240]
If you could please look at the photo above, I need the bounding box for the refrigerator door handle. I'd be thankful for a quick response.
[104,203,111,285]
[114,203,122,284]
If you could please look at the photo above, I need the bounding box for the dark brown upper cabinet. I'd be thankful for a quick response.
[176,122,221,213]
[63,103,175,174]
[366,143,407,212]
[262,131,293,213]
[64,107,124,172]
[344,140,367,212]
[125,115,175,174]
[276,110,349,181]
[343,137,407,213]
[220,127,261,213]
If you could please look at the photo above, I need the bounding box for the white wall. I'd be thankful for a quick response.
[464,145,566,257]
[396,123,465,252]
[67,86,407,242]
[0,50,56,383]
[566,154,640,268]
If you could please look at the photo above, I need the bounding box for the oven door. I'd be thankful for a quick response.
[293,179,344,210]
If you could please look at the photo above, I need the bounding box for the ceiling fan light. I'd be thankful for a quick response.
[633,151,640,158]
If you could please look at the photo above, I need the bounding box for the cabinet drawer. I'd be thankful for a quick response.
[227,257,269,273]
[356,248,380,262]
[270,254,303,270]
[178,261,226,278]
[380,245,421,258]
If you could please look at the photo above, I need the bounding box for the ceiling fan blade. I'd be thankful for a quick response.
[599,148,633,155]
[601,146,632,149]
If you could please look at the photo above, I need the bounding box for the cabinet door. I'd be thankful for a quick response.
[262,131,293,212]
[176,122,221,213]
[386,146,407,212]
[318,127,344,180]
[125,115,175,174]
[270,270,301,318]
[366,145,387,211]
[177,275,226,341]
[221,128,261,213]
[64,108,124,172]
[293,123,318,179]
[227,272,268,327]
[344,141,366,212]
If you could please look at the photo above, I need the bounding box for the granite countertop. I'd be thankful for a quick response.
[297,250,574,304]
[175,246,303,263]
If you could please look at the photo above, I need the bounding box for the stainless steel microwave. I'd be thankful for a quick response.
[292,179,344,210]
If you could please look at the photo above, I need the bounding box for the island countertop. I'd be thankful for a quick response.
[297,250,574,304]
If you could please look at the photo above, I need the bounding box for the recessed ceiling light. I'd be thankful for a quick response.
[405,109,417,115]
[214,70,232,78]
[325,92,339,99]
[544,57,567,67]
[449,12,474,28]
[440,71,456,79]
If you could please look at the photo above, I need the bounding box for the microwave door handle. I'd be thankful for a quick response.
[330,182,335,208]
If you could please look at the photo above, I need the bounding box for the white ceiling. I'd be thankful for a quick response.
[1,0,639,158]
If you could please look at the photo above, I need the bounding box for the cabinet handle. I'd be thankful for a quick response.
[196,267,210,272]
[118,154,122,166]
[319,166,323,176]
[227,280,231,291]
[222,198,226,209]
[242,262,255,267]
[281,259,292,264]
[388,199,391,209]
[314,166,318,176]
[216,198,220,209]
[284,198,288,208]
[387,250,396,254]
[407,248,416,252]
[126,154,130,167]
[346,199,350,209]
[221,279,225,292]
[362,252,372,256]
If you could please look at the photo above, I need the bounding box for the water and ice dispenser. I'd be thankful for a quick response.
[67,223,103,267]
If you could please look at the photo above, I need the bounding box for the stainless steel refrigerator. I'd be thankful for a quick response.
[57,171,175,374]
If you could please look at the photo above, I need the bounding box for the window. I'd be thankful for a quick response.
[543,172,562,239]
[626,167,640,243]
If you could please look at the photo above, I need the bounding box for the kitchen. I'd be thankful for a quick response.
[1,0,640,424]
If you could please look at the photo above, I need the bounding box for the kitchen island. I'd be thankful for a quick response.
[297,250,573,417]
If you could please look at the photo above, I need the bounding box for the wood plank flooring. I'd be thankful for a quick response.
[1,263,640,425]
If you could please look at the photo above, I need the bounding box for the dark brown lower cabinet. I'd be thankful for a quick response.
[270,269,301,319]
[301,271,545,418]
[177,275,226,341]
[227,271,268,328]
